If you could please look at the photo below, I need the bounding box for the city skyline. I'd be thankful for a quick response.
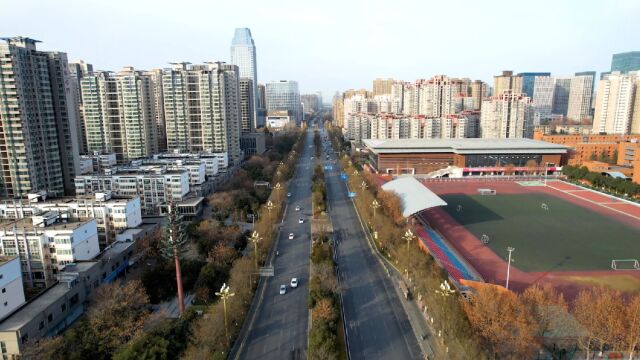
[3,0,639,99]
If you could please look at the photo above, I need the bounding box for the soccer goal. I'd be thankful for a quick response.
[611,259,640,270]
[478,188,497,196]
[480,234,490,244]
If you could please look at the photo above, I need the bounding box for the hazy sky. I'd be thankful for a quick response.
[3,0,639,101]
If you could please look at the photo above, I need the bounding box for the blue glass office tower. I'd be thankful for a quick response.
[518,72,551,98]
[611,51,640,73]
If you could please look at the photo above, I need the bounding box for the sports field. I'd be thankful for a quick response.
[440,192,640,272]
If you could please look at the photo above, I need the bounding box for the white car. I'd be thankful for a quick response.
[288,233,294,240]
[287,192,292,197]
[279,285,287,295]
[298,218,304,224]
[295,206,301,211]
[290,278,298,288]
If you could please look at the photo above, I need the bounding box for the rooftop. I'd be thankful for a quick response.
[363,138,568,155]
[0,282,70,331]
[381,177,447,217]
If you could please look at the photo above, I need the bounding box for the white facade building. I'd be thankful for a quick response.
[567,72,595,122]
[0,257,25,320]
[74,168,189,214]
[0,217,100,289]
[592,71,639,134]
[0,194,142,248]
[532,76,555,124]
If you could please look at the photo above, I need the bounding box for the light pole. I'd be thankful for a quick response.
[250,231,262,268]
[266,200,274,224]
[506,247,515,290]
[215,283,235,345]
[370,199,381,239]
[544,162,553,185]
[435,280,455,339]
[274,182,282,198]
[404,229,414,251]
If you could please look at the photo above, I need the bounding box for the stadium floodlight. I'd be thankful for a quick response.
[506,247,515,290]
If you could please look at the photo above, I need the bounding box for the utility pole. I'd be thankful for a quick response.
[506,247,515,290]
[250,231,262,268]
[371,199,381,239]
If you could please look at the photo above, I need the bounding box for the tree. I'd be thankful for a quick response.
[520,284,567,338]
[571,287,625,358]
[463,286,536,358]
[23,280,150,360]
[312,298,337,324]
[624,295,640,360]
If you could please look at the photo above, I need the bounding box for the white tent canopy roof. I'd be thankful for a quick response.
[380,177,447,217]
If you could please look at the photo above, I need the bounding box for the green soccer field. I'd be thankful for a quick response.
[440,193,640,272]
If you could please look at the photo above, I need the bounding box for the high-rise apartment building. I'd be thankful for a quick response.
[518,72,551,98]
[493,71,523,96]
[417,76,465,117]
[470,80,488,111]
[80,67,159,163]
[372,78,394,96]
[145,68,167,152]
[552,77,572,116]
[69,60,94,155]
[265,80,302,125]
[162,62,242,164]
[239,78,256,133]
[532,76,555,124]
[592,71,640,135]
[480,91,533,139]
[0,37,81,197]
[611,51,640,74]
[567,72,595,122]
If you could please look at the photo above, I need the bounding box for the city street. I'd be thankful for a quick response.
[322,127,423,360]
[232,124,315,360]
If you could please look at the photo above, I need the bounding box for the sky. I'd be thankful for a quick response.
[2,0,639,102]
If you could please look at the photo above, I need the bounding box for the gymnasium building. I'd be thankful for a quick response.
[361,138,568,177]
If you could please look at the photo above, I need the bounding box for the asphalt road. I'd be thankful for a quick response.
[235,124,315,360]
[322,127,423,360]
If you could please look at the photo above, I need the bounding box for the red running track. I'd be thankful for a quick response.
[420,180,640,298]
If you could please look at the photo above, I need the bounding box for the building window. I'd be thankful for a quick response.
[38,321,44,330]
[47,314,53,323]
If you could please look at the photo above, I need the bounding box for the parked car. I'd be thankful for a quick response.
[295,205,301,211]
[288,233,294,240]
[290,278,298,288]
[298,218,304,224]
[279,285,287,295]
[287,192,292,197]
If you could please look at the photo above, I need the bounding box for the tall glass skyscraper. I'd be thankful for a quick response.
[266,80,302,125]
[231,28,260,127]
[611,51,640,73]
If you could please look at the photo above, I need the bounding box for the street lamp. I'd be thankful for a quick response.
[360,181,368,192]
[250,231,262,267]
[274,183,282,198]
[506,247,515,290]
[266,200,274,224]
[435,280,455,338]
[215,283,235,345]
[370,200,381,239]
[403,229,415,251]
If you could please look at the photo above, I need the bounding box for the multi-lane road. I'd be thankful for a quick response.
[233,120,421,360]
[322,126,423,360]
[233,125,315,360]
